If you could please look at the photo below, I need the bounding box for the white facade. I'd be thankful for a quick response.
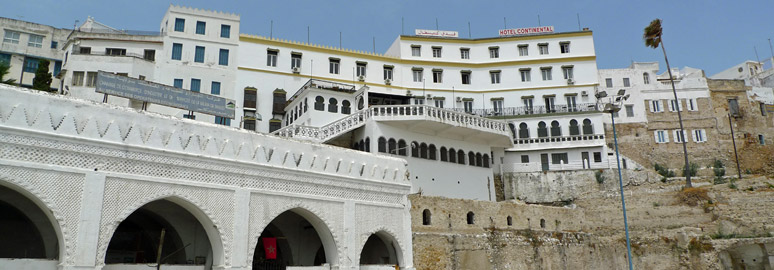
[0,17,69,90]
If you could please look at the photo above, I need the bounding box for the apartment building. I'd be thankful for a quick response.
[0,17,69,90]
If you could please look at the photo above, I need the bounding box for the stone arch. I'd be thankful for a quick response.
[0,179,64,262]
[249,203,340,268]
[99,193,226,267]
[356,227,405,268]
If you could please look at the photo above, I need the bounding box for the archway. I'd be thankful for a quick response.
[253,208,337,270]
[0,184,60,267]
[358,231,401,268]
[104,199,216,269]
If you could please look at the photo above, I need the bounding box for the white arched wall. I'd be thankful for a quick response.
[97,193,227,268]
[0,176,66,263]
[355,228,405,268]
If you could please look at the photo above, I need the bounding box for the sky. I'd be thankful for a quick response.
[5,0,774,76]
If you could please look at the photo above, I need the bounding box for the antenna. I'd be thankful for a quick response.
[468,22,471,38]
[435,18,439,30]
[503,17,507,29]
[577,14,581,31]
[769,39,774,58]
[538,15,541,26]
[401,17,404,35]
[339,32,342,49]
[307,26,310,44]
[373,37,376,53]
[755,46,761,65]
[270,20,273,39]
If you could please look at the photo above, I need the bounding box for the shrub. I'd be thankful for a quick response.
[712,160,726,184]
[676,187,710,207]
[595,170,605,184]
[683,163,699,177]
[654,163,676,182]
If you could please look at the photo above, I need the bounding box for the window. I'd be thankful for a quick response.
[490,71,501,84]
[562,66,574,79]
[411,45,421,56]
[440,147,448,161]
[520,69,531,82]
[460,48,469,59]
[625,105,634,117]
[383,66,393,80]
[461,71,471,84]
[105,48,126,56]
[328,98,338,113]
[728,98,739,116]
[605,78,613,88]
[414,97,424,105]
[692,129,706,143]
[537,121,548,137]
[550,120,561,136]
[760,134,766,145]
[432,47,442,58]
[314,96,324,111]
[762,103,768,116]
[420,143,429,159]
[398,140,407,156]
[171,43,182,60]
[489,47,499,58]
[491,99,504,114]
[0,53,9,64]
[551,153,568,164]
[429,144,437,160]
[468,152,476,166]
[220,24,231,38]
[566,95,577,111]
[518,44,528,56]
[593,152,602,163]
[538,43,548,55]
[190,78,201,92]
[356,62,367,77]
[194,46,205,63]
[623,78,630,87]
[643,73,650,84]
[560,42,570,53]
[422,209,431,225]
[214,116,231,126]
[173,78,183,88]
[266,50,277,67]
[569,119,580,135]
[291,53,302,69]
[72,71,84,86]
[86,72,97,87]
[434,99,444,108]
[582,119,593,134]
[650,100,663,112]
[211,81,221,95]
[329,58,340,74]
[673,130,687,143]
[412,69,423,82]
[466,212,475,225]
[521,155,529,163]
[243,112,256,131]
[23,58,39,73]
[341,100,351,114]
[244,87,257,108]
[541,67,552,81]
[269,119,281,133]
[523,98,534,114]
[218,49,229,66]
[518,123,529,138]
[28,34,43,48]
[669,99,682,112]
[544,96,555,113]
[432,69,442,83]
[144,49,155,61]
[3,30,20,44]
[507,216,513,226]
[195,21,206,35]
[53,61,61,77]
[411,142,419,157]
[174,18,185,32]
[463,100,473,113]
[387,139,397,154]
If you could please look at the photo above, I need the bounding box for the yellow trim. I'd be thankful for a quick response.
[238,66,598,94]
[239,34,596,67]
[399,31,593,44]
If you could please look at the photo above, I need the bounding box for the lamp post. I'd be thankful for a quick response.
[596,89,633,270]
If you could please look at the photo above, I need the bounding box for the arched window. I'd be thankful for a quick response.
[422,209,432,225]
[508,123,517,139]
[314,96,325,111]
[582,119,593,135]
[304,98,308,112]
[411,141,419,158]
[377,137,386,153]
[359,139,365,151]
[519,123,530,138]
[569,119,580,135]
[476,153,483,167]
[537,121,548,137]
[328,98,338,113]
[457,150,465,165]
[357,97,365,110]
[550,120,562,137]
[420,143,428,159]
[448,148,457,163]
[643,72,650,84]
[364,137,370,152]
[483,154,490,168]
[466,212,475,225]
[468,152,476,166]
[387,138,397,154]
[540,218,546,228]
[428,144,437,160]
[440,147,448,162]
[507,216,513,226]
[353,142,360,151]
[341,100,351,114]
[398,140,407,156]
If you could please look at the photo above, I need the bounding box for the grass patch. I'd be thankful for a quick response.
[675,187,710,207]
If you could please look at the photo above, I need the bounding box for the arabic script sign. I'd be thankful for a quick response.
[415,29,459,38]
[499,26,555,36]
[96,71,235,118]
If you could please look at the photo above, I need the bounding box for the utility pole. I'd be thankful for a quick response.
[728,113,742,179]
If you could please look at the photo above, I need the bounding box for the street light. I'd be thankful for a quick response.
[597,89,634,270]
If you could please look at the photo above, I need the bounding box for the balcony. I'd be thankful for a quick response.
[510,134,606,151]
[71,50,155,62]
[452,103,599,118]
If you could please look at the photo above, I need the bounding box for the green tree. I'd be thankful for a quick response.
[644,19,692,188]
[32,59,53,92]
[0,62,16,85]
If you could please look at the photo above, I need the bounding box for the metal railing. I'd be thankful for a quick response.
[273,104,511,142]
[75,28,162,36]
[513,134,605,145]
[451,103,599,117]
[71,51,154,62]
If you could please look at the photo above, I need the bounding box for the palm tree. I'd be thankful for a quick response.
[644,19,692,188]
[0,62,16,85]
